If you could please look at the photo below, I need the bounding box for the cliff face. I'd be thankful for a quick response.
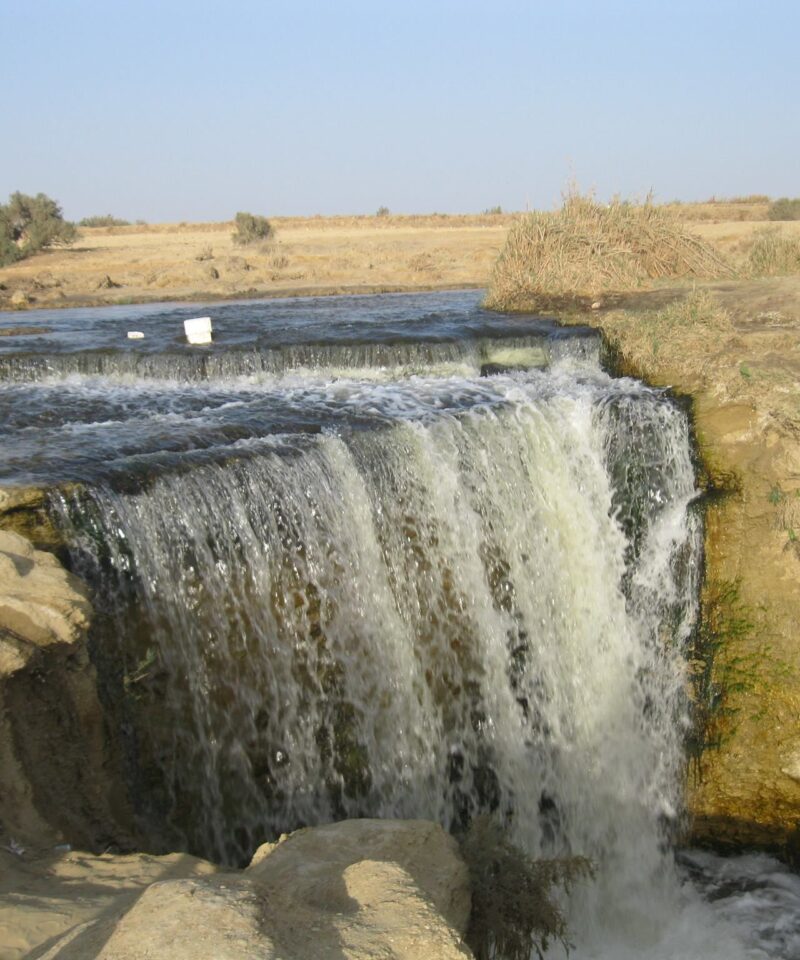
[580,278,800,851]
[0,529,126,851]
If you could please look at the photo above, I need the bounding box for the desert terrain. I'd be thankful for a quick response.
[1,202,798,314]
[0,214,511,312]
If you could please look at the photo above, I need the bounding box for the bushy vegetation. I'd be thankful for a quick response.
[767,197,800,221]
[79,214,131,227]
[484,190,735,310]
[0,192,76,266]
[232,211,273,246]
[746,228,800,276]
[375,205,390,217]
[460,816,593,960]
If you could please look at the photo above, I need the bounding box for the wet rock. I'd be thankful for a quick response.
[0,530,124,850]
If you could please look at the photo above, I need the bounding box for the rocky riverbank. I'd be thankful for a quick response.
[567,276,800,852]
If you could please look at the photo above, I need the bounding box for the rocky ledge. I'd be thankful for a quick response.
[4,819,472,960]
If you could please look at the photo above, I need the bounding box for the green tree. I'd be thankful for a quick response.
[0,192,77,266]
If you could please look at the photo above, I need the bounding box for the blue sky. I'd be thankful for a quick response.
[1,0,797,220]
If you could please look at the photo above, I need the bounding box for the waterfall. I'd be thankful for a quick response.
[15,290,787,958]
[52,361,704,888]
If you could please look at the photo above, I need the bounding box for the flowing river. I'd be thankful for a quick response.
[1,290,798,958]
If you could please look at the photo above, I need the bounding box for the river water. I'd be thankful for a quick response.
[1,290,798,958]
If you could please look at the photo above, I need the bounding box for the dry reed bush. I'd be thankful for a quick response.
[484,191,736,311]
[460,816,593,960]
[746,228,800,277]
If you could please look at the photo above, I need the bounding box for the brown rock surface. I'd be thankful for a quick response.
[0,530,123,852]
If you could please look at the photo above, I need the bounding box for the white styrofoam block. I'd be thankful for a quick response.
[184,316,213,345]
[127,331,145,339]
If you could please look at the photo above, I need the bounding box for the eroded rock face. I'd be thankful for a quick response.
[38,819,472,960]
[576,280,800,851]
[0,530,124,850]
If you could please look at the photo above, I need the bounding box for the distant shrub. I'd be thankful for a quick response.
[483,205,503,215]
[232,211,273,245]
[460,816,593,960]
[79,214,130,227]
[0,192,76,266]
[747,227,800,276]
[375,205,390,217]
[767,198,800,221]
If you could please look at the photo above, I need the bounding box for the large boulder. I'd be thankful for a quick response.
[0,530,124,850]
[38,819,473,960]
[248,818,472,958]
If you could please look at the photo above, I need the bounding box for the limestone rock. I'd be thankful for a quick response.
[0,531,123,850]
[0,529,90,657]
[248,817,471,936]
[49,876,274,960]
[39,819,473,960]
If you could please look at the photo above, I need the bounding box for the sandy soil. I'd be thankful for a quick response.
[0,215,511,312]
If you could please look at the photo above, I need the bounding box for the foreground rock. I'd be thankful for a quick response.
[29,819,472,960]
[0,530,122,851]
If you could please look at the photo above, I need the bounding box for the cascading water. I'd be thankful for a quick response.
[2,291,798,958]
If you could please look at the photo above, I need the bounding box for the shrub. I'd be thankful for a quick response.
[483,205,503,215]
[747,227,800,276]
[0,192,77,266]
[375,205,390,217]
[460,816,593,960]
[79,214,131,227]
[767,198,800,221]
[484,188,735,310]
[232,211,273,246]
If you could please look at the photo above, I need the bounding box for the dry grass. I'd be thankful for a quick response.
[485,191,735,311]
[745,228,800,277]
[662,197,770,222]
[601,289,733,377]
